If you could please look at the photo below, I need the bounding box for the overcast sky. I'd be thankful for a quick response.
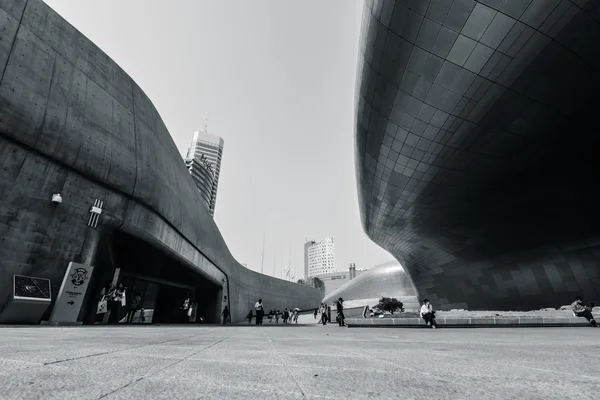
[44,0,394,278]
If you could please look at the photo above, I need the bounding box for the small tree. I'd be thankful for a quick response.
[310,277,326,297]
[376,297,404,314]
[296,279,306,285]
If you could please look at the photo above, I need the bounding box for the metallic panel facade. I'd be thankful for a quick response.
[355,0,600,310]
[323,261,418,310]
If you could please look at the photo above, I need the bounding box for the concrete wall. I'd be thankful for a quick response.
[0,0,321,322]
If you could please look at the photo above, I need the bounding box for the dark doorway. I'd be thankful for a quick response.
[87,230,222,324]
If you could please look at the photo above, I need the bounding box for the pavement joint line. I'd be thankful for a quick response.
[97,335,232,399]
[264,332,309,398]
[338,346,504,400]
[43,334,203,366]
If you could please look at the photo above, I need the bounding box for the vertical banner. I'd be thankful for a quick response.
[49,262,94,324]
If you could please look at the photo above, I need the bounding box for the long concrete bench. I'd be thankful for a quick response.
[346,317,592,328]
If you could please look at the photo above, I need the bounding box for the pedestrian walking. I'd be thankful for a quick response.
[314,308,318,319]
[283,308,289,324]
[336,298,345,327]
[180,292,191,324]
[222,306,230,324]
[320,303,328,325]
[255,299,264,325]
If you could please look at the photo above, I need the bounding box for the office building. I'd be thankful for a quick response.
[304,237,335,279]
[184,155,214,212]
[185,127,224,216]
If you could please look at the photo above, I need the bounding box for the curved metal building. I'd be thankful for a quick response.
[0,0,320,323]
[323,261,419,311]
[356,0,600,310]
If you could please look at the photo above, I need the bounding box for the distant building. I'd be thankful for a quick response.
[318,263,367,297]
[349,263,357,279]
[184,155,214,212]
[185,125,224,216]
[304,237,335,279]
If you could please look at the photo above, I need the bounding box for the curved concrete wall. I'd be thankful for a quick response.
[355,0,600,310]
[0,0,320,321]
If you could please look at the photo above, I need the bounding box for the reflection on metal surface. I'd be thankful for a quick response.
[323,261,418,310]
[354,0,600,310]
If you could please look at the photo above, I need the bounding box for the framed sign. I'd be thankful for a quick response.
[13,275,52,302]
[49,262,94,324]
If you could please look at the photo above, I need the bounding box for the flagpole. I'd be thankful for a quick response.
[260,232,265,274]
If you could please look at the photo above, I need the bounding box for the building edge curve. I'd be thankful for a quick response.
[354,0,600,310]
[0,0,320,323]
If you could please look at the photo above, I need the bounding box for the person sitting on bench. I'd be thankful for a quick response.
[420,299,437,329]
[571,296,598,327]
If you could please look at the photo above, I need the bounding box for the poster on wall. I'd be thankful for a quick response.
[13,275,52,302]
[49,262,94,324]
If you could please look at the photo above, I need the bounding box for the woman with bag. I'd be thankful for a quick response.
[95,281,111,324]
[108,283,125,324]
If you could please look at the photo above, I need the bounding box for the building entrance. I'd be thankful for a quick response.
[84,230,223,324]
[117,274,195,324]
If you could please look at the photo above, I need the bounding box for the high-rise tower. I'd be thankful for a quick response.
[185,121,224,216]
[303,237,335,279]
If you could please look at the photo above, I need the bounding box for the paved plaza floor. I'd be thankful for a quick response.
[0,317,598,399]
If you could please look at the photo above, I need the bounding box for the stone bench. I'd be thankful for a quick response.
[346,317,592,328]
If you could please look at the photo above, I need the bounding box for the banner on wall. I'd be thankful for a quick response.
[49,262,94,324]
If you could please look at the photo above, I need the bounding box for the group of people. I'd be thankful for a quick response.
[96,282,143,324]
[315,298,346,327]
[247,299,300,325]
[97,286,597,328]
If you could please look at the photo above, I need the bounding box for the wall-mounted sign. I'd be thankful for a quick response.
[13,275,51,302]
[49,262,94,324]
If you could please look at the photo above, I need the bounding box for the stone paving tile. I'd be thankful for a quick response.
[0,364,134,400]
[0,323,598,399]
[190,348,284,365]
[144,359,301,397]
[279,352,387,371]
[118,344,209,360]
[289,365,484,400]
[103,378,307,400]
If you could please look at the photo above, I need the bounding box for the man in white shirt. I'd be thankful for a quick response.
[420,299,437,329]
[254,299,264,325]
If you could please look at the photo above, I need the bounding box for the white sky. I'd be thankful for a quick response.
[44,0,394,278]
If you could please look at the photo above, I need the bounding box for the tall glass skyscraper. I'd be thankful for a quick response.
[185,126,224,216]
